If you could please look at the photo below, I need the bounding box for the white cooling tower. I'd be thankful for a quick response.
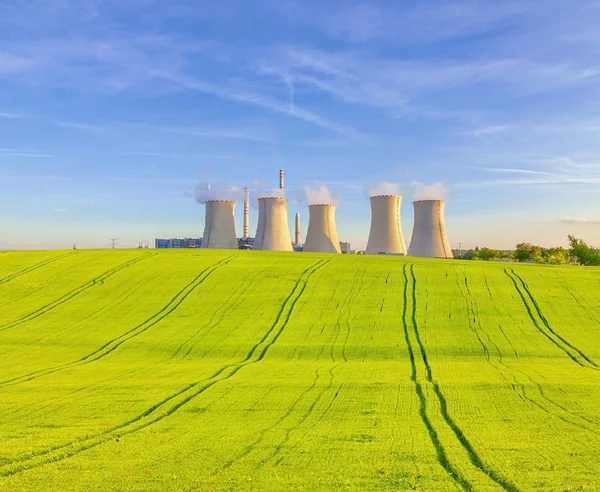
[303,204,341,254]
[254,197,293,251]
[408,200,452,258]
[366,195,407,255]
[201,200,238,249]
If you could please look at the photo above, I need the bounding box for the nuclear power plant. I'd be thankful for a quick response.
[253,197,294,251]
[366,195,407,255]
[189,169,452,258]
[408,200,453,258]
[201,200,238,249]
[303,204,342,253]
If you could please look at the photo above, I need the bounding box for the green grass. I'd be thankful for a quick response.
[0,249,599,491]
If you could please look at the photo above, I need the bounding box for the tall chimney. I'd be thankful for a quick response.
[279,169,284,191]
[408,200,452,258]
[243,187,250,239]
[366,195,407,255]
[295,212,301,246]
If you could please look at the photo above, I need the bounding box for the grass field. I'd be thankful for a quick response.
[0,249,599,491]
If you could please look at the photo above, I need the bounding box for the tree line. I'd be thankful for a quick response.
[456,235,600,266]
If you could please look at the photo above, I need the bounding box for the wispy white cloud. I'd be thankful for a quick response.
[158,71,366,139]
[561,218,600,225]
[465,125,509,137]
[475,167,554,176]
[0,111,24,119]
[167,126,274,142]
[0,148,53,158]
[112,152,238,159]
[0,175,67,181]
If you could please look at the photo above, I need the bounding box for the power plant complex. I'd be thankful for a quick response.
[182,170,453,258]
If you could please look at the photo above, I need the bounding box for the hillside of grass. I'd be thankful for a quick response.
[0,249,599,491]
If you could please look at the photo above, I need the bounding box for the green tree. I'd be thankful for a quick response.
[568,235,600,266]
[514,243,543,262]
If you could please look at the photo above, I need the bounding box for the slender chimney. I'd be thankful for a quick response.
[243,187,250,239]
[279,169,284,191]
[295,212,301,246]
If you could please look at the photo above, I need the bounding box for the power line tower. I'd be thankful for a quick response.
[110,238,119,249]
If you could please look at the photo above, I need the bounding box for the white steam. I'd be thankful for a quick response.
[253,178,286,200]
[299,184,341,206]
[368,181,402,197]
[411,181,447,201]
[194,182,243,204]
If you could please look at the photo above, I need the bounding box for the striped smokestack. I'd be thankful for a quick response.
[295,212,301,246]
[243,187,250,239]
[279,169,284,191]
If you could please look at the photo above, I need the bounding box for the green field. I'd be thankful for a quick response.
[0,249,599,491]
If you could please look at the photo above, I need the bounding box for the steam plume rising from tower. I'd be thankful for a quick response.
[304,204,341,253]
[366,195,407,255]
[202,200,238,249]
[408,200,452,258]
[254,197,293,251]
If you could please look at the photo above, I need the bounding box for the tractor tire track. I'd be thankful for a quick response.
[409,265,519,492]
[401,264,472,491]
[504,269,597,370]
[219,367,323,472]
[0,251,80,286]
[0,254,155,334]
[224,262,359,472]
[258,311,347,469]
[0,256,233,387]
[0,259,327,477]
[477,272,600,431]
[403,264,519,492]
[175,265,271,361]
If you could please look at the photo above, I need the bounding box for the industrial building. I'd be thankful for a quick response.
[408,200,453,258]
[366,195,407,255]
[155,238,202,248]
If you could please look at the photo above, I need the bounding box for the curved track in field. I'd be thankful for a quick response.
[0,260,328,478]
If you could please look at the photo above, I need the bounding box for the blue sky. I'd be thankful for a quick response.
[1,0,600,250]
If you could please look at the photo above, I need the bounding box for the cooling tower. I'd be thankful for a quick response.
[254,197,293,251]
[408,200,452,258]
[366,195,407,255]
[303,204,341,253]
[201,200,238,249]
